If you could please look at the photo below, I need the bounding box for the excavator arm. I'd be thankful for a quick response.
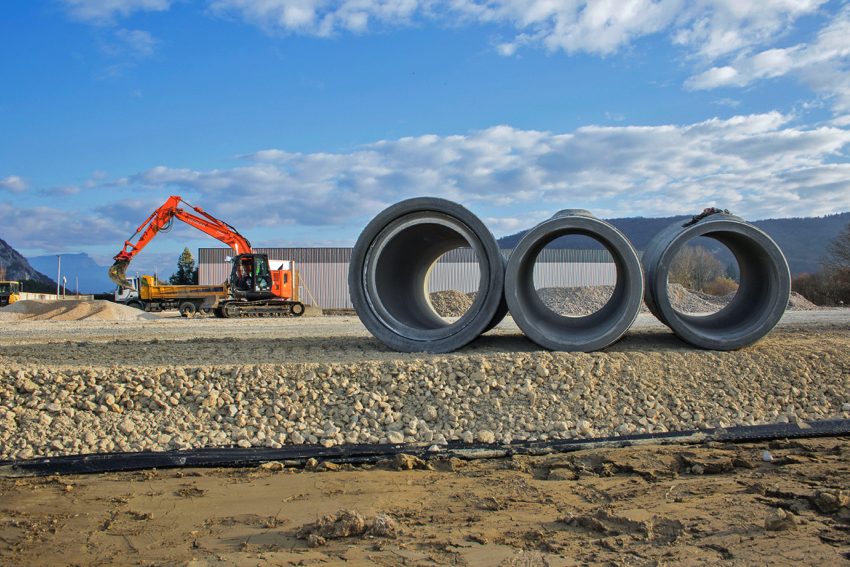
[108,195,253,289]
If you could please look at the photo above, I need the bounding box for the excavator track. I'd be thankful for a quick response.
[215,300,305,319]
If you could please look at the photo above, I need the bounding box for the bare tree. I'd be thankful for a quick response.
[668,245,725,291]
[822,221,850,276]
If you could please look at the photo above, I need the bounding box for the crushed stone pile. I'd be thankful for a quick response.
[663,284,726,314]
[536,284,823,316]
[0,300,159,322]
[429,290,474,317]
[788,291,820,311]
[537,287,616,316]
[1,341,849,461]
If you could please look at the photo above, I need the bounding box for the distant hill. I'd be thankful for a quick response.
[27,253,115,294]
[497,212,850,276]
[0,237,56,286]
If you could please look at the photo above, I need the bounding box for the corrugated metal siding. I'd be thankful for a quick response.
[199,247,642,310]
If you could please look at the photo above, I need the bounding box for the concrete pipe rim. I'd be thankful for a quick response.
[648,216,791,350]
[349,197,506,353]
[505,214,644,352]
[363,211,490,341]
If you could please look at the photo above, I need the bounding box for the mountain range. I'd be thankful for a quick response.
[26,253,115,295]
[0,237,55,287]
[497,212,850,276]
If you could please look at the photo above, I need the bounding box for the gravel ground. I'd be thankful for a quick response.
[1,304,849,461]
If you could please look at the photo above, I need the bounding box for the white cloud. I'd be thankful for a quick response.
[208,0,422,36]
[711,97,741,107]
[112,29,159,57]
[206,0,827,60]
[0,204,126,251]
[119,112,850,228]
[59,0,174,25]
[485,211,552,235]
[0,175,30,193]
[686,5,850,109]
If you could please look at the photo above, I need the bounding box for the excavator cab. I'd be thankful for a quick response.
[229,253,276,300]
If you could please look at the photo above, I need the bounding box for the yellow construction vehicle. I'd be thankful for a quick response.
[0,281,22,307]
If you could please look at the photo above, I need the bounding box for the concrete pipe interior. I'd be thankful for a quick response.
[364,212,489,341]
[507,212,643,352]
[656,229,788,347]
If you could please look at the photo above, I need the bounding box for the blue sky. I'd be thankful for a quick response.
[2,0,850,277]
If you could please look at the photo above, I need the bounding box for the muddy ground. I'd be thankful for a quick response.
[2,438,850,566]
[0,311,849,566]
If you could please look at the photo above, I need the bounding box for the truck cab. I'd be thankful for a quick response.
[0,281,22,307]
[114,276,140,304]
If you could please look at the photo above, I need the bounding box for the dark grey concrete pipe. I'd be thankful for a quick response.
[349,198,508,353]
[505,210,644,352]
[642,212,791,350]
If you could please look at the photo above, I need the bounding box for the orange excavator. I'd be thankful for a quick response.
[108,195,304,318]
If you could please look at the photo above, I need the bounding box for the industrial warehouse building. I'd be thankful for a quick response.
[199,248,627,310]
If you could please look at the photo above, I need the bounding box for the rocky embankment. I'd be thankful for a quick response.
[2,333,849,461]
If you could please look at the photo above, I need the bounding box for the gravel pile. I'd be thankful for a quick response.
[2,338,849,460]
[537,285,823,316]
[0,300,159,322]
[537,287,615,316]
[788,291,820,311]
[429,290,474,317]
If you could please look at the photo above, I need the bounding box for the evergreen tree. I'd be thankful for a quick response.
[169,248,199,285]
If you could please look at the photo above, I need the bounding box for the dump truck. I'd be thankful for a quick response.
[115,275,228,317]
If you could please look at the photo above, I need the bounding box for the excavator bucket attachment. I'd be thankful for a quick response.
[108,259,135,290]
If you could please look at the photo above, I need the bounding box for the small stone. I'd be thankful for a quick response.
[765,509,797,531]
[813,490,850,513]
[763,450,773,462]
[422,406,438,422]
[259,461,284,471]
[843,403,850,412]
[307,534,326,548]
[392,454,431,470]
[475,430,495,443]
[118,419,136,435]
[387,431,404,444]
[461,431,474,443]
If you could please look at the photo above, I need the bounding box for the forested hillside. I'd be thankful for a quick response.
[497,212,850,275]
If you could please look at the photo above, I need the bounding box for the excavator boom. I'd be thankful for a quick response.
[108,196,253,289]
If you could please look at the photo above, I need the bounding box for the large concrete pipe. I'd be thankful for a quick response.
[642,210,791,350]
[349,198,508,353]
[505,210,644,352]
